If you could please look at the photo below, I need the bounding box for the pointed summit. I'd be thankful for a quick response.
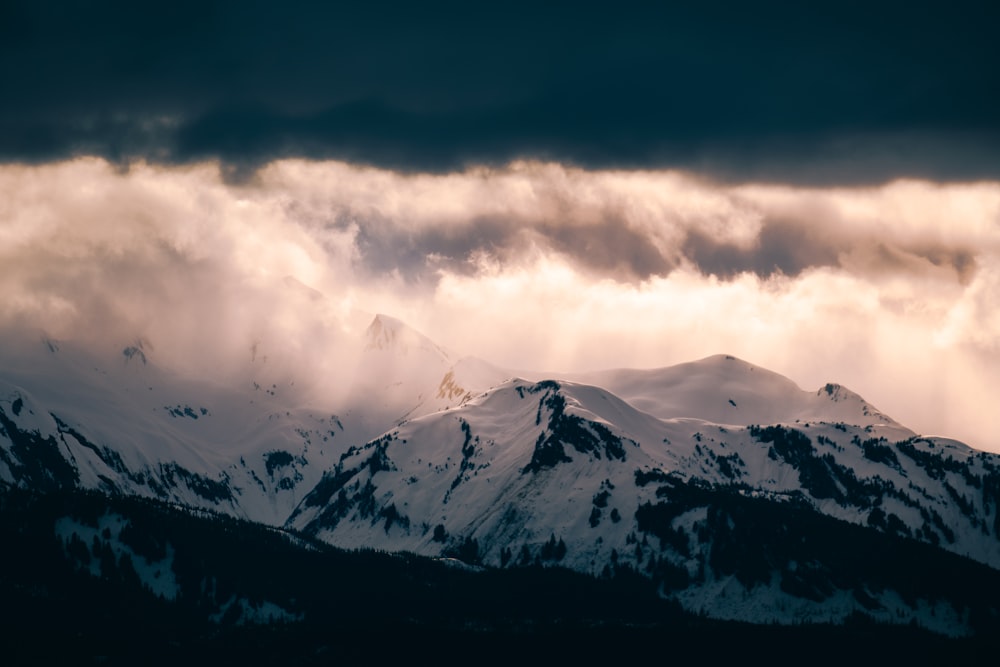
[364,314,404,350]
[364,314,451,362]
[346,315,509,439]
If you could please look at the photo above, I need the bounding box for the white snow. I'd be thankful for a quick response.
[5,314,1000,635]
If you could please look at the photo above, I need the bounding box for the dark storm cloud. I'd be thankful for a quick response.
[537,216,676,280]
[682,219,842,279]
[299,168,977,286]
[350,213,674,283]
[682,216,980,282]
[351,210,980,285]
[2,1,999,183]
[351,214,519,281]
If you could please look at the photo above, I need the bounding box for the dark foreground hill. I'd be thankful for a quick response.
[2,487,998,666]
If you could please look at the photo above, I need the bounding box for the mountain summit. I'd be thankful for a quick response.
[347,315,507,437]
[364,314,451,359]
[2,314,999,635]
[563,354,902,428]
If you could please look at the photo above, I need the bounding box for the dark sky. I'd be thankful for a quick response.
[2,0,998,183]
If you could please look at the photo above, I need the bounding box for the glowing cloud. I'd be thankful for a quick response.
[1,158,998,450]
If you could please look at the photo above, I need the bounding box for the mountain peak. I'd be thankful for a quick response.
[364,314,405,348]
[364,314,451,362]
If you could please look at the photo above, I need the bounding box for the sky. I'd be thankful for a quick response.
[2,2,999,451]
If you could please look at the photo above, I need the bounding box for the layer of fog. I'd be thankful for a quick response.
[1,158,997,451]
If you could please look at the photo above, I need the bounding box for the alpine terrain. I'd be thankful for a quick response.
[3,314,1000,660]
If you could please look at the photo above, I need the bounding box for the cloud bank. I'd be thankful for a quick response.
[1,158,998,451]
[1,2,998,182]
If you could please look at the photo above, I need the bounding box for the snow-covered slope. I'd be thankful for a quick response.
[0,335,347,525]
[341,314,510,439]
[0,316,508,525]
[287,369,1000,634]
[555,354,902,428]
[4,315,1000,634]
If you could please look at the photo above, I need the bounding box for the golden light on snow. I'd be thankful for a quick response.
[1,158,998,451]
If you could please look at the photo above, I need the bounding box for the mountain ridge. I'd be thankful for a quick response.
[2,314,999,634]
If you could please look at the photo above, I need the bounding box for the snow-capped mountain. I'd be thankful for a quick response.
[343,314,509,432]
[560,355,902,428]
[3,315,1000,634]
[0,316,507,524]
[0,333,347,525]
[286,367,1000,633]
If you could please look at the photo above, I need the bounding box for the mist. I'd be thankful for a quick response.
[2,157,998,451]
